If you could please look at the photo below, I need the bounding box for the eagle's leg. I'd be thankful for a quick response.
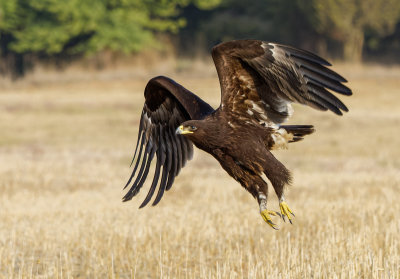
[241,170,280,229]
[258,192,279,230]
[264,151,295,224]
[211,149,281,228]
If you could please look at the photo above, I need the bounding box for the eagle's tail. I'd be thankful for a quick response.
[280,125,315,143]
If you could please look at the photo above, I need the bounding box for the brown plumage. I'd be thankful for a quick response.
[124,40,352,228]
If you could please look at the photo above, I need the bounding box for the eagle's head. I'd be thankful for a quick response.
[176,125,195,135]
[176,121,201,136]
[175,120,209,145]
[176,119,223,151]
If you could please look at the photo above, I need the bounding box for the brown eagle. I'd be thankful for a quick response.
[124,40,351,229]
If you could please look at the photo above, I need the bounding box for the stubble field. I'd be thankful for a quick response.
[0,65,399,278]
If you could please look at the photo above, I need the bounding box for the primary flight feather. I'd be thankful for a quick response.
[123,39,352,229]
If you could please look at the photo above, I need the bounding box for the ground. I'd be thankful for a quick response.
[0,65,399,278]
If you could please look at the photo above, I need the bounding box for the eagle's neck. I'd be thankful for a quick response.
[189,112,230,152]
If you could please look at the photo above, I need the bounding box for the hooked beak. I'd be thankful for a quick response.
[176,125,193,135]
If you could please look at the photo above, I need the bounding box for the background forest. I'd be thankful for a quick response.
[1,0,400,78]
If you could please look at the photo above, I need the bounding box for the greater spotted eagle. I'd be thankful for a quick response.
[123,40,351,229]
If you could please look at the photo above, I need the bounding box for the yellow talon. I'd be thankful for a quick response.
[280,201,295,224]
[260,210,279,230]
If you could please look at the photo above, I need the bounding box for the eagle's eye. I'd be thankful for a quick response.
[190,125,197,131]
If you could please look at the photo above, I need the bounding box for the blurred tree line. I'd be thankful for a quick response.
[179,0,400,61]
[1,0,400,78]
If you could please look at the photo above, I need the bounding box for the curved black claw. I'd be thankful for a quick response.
[280,201,295,225]
[260,210,280,230]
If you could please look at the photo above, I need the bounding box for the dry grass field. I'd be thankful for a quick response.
[0,65,399,278]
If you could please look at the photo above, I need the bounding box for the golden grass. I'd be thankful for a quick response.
[0,65,399,278]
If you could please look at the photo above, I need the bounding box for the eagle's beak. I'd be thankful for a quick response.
[176,125,193,135]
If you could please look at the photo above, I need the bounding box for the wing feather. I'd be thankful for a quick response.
[304,72,350,95]
[123,141,155,201]
[277,44,331,66]
[174,127,184,176]
[124,132,146,189]
[307,91,342,115]
[124,76,214,207]
[152,127,173,206]
[290,56,347,83]
[139,147,162,208]
[129,114,144,167]
[308,84,348,112]
[211,40,352,124]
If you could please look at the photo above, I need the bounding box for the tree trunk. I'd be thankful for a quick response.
[343,28,364,63]
[0,32,26,79]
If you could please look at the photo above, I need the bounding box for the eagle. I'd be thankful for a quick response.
[123,40,351,229]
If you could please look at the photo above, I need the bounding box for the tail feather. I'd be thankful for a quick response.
[280,125,315,143]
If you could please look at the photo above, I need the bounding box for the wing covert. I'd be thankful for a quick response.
[123,76,214,207]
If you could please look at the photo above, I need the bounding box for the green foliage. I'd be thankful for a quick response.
[178,0,318,56]
[1,0,400,77]
[179,0,400,62]
[310,0,400,36]
[299,0,400,61]
[0,0,222,56]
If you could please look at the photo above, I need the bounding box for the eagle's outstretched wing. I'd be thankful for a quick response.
[124,76,214,207]
[212,40,352,124]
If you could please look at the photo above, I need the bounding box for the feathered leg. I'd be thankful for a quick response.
[249,176,280,229]
[263,151,295,224]
[212,149,280,229]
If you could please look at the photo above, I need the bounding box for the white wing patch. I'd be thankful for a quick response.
[244,99,292,127]
[267,42,283,57]
[271,128,294,150]
[277,102,294,116]
[252,102,267,114]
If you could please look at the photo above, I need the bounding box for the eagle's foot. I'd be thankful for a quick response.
[279,201,295,224]
[260,210,280,230]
